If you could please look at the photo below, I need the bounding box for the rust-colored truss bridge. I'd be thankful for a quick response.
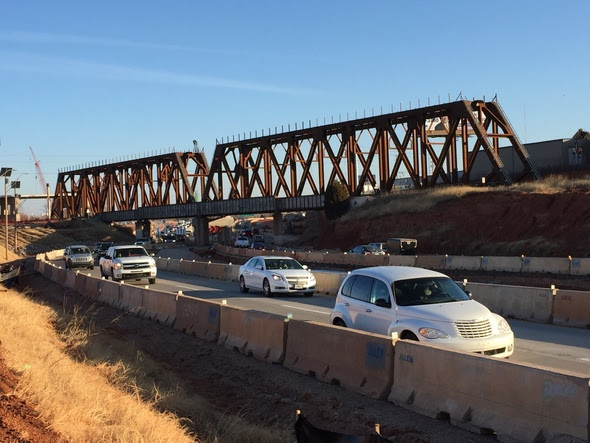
[51,99,539,220]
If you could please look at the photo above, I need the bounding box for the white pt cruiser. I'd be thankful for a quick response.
[330,266,514,358]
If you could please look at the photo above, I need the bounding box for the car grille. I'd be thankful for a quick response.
[454,319,492,338]
[286,277,309,285]
[122,262,151,270]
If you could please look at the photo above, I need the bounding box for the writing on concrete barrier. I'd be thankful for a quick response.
[208,306,218,322]
[398,354,413,364]
[365,342,387,368]
[543,380,578,400]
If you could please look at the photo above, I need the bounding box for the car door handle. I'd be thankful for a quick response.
[365,309,372,313]
[344,303,349,307]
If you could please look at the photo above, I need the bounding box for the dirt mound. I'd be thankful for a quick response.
[316,190,590,258]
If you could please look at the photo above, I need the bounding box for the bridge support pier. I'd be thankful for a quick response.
[273,211,284,237]
[193,216,209,246]
[135,220,151,239]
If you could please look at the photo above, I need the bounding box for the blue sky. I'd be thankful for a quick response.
[1,1,589,215]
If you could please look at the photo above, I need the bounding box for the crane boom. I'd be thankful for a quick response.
[30,146,47,190]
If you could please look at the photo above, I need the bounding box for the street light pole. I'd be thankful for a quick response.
[1,167,13,261]
[12,180,20,253]
[4,177,7,260]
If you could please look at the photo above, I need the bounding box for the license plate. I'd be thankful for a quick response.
[295,285,303,289]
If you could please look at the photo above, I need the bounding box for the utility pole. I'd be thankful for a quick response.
[1,167,12,260]
[12,180,20,253]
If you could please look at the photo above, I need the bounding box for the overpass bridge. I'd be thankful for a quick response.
[50,98,539,241]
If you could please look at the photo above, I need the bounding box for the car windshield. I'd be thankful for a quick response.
[264,258,303,270]
[393,277,470,306]
[113,247,148,258]
[72,247,90,254]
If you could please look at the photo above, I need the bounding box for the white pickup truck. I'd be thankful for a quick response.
[99,245,157,284]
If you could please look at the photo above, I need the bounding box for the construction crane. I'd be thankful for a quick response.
[30,146,47,191]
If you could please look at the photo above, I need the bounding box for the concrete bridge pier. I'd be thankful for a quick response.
[273,211,284,237]
[193,216,209,246]
[135,220,151,239]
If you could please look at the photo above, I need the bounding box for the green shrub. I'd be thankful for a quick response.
[325,180,350,220]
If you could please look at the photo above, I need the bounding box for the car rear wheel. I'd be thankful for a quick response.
[239,276,249,293]
[100,266,108,279]
[334,318,346,327]
[263,278,272,297]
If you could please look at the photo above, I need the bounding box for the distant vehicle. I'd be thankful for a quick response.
[386,237,417,255]
[348,245,385,255]
[94,242,114,257]
[240,229,253,238]
[162,235,177,243]
[238,256,315,297]
[99,245,157,284]
[234,236,250,248]
[250,241,265,250]
[252,234,264,243]
[63,245,94,270]
[135,237,153,246]
[368,242,387,253]
[330,266,514,358]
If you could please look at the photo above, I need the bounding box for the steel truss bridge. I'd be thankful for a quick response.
[51,99,539,222]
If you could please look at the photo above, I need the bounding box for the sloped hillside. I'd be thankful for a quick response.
[316,186,590,258]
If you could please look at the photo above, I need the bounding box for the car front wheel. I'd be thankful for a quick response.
[148,278,156,284]
[263,278,272,297]
[111,269,120,282]
[239,276,249,293]
[334,318,346,327]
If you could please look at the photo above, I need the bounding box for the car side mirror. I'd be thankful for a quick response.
[464,290,473,299]
[375,298,391,308]
[104,255,111,260]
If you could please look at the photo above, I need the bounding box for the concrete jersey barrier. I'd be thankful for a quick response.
[389,340,590,442]
[466,282,554,323]
[174,295,220,342]
[284,320,395,399]
[218,305,287,364]
[552,289,590,329]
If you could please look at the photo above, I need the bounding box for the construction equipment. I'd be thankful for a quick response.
[30,146,47,191]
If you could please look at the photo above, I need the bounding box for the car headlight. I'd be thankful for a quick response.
[149,258,156,267]
[497,318,511,333]
[418,327,449,339]
[309,274,316,282]
[271,273,285,282]
[113,262,122,270]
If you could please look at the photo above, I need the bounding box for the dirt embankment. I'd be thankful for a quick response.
[316,191,590,258]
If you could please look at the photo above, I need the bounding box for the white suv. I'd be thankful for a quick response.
[330,266,514,358]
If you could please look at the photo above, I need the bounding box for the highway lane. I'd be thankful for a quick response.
[56,263,590,376]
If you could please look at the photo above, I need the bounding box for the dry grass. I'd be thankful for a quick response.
[344,172,590,221]
[0,288,291,442]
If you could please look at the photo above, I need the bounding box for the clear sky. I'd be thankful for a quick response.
[1,0,589,215]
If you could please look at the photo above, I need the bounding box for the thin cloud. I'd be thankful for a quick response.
[0,50,314,95]
[0,30,242,56]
